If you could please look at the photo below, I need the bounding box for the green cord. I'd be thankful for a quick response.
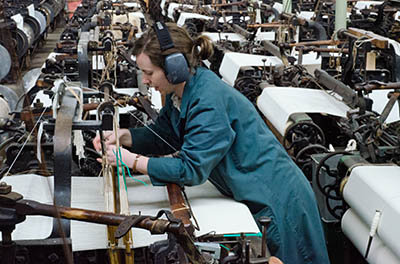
[121,159,149,186]
[118,148,128,192]
[219,244,230,251]
[113,148,129,191]
[223,232,262,237]
[115,148,148,187]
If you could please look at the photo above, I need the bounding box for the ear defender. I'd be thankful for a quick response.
[152,21,190,84]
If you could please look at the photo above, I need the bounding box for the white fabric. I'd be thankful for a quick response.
[257,87,350,135]
[219,52,283,86]
[354,1,383,10]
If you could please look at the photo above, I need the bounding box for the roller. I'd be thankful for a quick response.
[0,45,11,81]
[0,85,18,112]
[0,97,11,121]
[34,10,47,34]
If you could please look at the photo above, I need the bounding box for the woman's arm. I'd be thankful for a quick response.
[147,101,235,186]
[129,98,181,155]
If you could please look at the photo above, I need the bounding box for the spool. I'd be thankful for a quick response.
[34,10,47,35]
[24,15,41,41]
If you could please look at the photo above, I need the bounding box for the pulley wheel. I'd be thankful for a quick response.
[22,22,35,47]
[24,15,41,40]
[11,28,29,59]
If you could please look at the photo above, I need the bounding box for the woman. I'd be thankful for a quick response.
[93,22,330,264]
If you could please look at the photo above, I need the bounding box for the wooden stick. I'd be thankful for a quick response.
[166,183,192,227]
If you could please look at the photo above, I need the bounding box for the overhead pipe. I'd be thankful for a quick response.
[335,0,347,34]
[283,0,292,14]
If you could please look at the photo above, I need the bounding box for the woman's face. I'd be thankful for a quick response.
[136,53,176,96]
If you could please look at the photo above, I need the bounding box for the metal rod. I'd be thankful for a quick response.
[14,199,181,234]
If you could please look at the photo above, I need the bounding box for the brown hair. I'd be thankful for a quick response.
[133,22,213,70]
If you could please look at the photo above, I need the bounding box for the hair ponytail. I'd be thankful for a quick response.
[192,35,214,61]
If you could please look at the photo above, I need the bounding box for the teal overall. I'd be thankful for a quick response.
[129,68,330,264]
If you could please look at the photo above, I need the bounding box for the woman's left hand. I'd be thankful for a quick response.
[97,145,137,168]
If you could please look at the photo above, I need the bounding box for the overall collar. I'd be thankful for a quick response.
[178,68,201,117]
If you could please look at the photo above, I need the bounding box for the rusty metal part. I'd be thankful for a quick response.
[379,92,400,124]
[259,216,271,258]
[115,215,149,239]
[247,22,289,28]
[212,1,247,8]
[355,81,400,92]
[0,182,11,194]
[286,39,343,48]
[280,12,296,21]
[36,79,54,88]
[13,199,183,234]
[175,229,207,264]
[338,28,389,49]
[20,109,35,133]
[296,46,349,53]
[8,197,206,263]
[55,54,78,60]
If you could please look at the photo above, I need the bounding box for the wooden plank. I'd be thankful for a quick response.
[347,27,389,49]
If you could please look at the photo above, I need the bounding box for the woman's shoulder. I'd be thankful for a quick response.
[193,67,218,81]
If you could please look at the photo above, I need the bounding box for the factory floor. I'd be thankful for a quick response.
[27,26,65,70]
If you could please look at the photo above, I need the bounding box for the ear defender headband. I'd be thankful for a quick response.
[152,21,190,84]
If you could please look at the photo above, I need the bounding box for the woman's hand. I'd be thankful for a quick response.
[92,128,132,152]
[98,145,136,168]
[96,145,149,174]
